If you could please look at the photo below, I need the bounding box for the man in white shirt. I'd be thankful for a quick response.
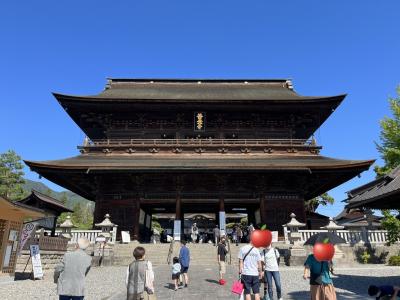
[238,242,263,300]
[261,244,282,300]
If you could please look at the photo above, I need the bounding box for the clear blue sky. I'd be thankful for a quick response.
[1,1,399,217]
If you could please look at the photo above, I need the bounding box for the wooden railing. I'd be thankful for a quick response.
[86,138,313,147]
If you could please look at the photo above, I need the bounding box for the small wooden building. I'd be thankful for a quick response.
[0,196,45,277]
[18,190,73,236]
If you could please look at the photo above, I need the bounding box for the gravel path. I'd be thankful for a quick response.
[0,265,399,300]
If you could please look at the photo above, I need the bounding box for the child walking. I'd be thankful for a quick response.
[172,257,182,291]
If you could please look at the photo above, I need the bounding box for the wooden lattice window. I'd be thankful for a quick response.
[0,219,6,250]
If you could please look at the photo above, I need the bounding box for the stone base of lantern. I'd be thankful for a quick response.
[92,243,115,267]
[288,243,307,266]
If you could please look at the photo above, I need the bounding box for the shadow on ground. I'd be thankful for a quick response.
[288,273,400,300]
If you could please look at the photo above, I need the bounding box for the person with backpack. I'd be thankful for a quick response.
[238,241,264,300]
[303,252,336,300]
[261,244,282,300]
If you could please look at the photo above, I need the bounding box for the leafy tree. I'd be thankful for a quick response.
[375,86,400,177]
[151,216,162,233]
[305,193,334,213]
[0,150,25,200]
[60,193,68,206]
[381,210,400,245]
[45,188,53,197]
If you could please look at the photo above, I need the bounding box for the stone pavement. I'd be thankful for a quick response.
[0,265,399,299]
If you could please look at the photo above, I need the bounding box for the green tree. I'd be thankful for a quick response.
[305,193,334,213]
[60,193,68,206]
[375,86,400,177]
[0,150,25,200]
[381,210,400,245]
[45,188,53,197]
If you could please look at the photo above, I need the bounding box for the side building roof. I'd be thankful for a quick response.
[345,165,400,209]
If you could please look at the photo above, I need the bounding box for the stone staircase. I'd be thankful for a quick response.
[113,242,291,266]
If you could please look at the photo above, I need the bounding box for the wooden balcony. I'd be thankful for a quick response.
[78,138,321,155]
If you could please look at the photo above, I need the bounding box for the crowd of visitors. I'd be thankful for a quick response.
[54,226,389,300]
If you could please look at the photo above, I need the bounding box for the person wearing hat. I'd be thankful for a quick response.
[55,237,92,300]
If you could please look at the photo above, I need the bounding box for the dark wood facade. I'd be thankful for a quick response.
[26,79,374,241]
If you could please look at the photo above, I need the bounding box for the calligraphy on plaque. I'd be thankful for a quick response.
[194,112,206,132]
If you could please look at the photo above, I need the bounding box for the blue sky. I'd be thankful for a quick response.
[1,1,399,217]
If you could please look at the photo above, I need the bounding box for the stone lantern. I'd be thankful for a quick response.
[94,214,117,266]
[95,214,115,243]
[59,215,75,240]
[321,217,344,232]
[284,213,306,260]
[320,217,345,258]
[285,213,306,244]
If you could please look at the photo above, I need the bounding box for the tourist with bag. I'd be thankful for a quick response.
[126,246,156,300]
[237,241,263,300]
[303,253,336,300]
[217,236,228,285]
[54,237,92,300]
[261,244,282,300]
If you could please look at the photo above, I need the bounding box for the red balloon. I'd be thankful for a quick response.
[313,243,335,261]
[251,229,272,248]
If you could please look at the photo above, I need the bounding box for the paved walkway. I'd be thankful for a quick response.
[0,265,399,299]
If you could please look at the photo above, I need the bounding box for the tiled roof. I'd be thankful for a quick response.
[53,79,345,102]
[345,165,400,208]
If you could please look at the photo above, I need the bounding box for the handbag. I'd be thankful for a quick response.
[145,260,155,294]
[231,277,244,295]
[312,261,324,285]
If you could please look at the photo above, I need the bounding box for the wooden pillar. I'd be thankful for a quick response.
[174,185,183,240]
[175,192,182,220]
[259,193,266,224]
[132,199,141,241]
[51,216,58,237]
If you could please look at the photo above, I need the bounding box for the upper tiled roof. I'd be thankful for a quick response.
[53,78,346,102]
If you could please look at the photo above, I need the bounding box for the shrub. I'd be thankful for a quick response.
[388,255,400,266]
[361,251,371,264]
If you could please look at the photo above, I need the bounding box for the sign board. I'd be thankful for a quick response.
[219,211,226,236]
[30,245,43,279]
[173,220,181,241]
[121,231,131,244]
[272,231,279,243]
[3,245,12,267]
[8,230,18,241]
[18,222,36,256]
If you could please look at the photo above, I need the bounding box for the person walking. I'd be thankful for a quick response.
[213,225,220,246]
[126,246,155,300]
[238,241,263,300]
[303,252,336,300]
[261,244,282,300]
[232,226,238,245]
[236,226,243,246]
[217,236,228,285]
[171,257,182,291]
[191,223,199,243]
[179,240,190,287]
[54,237,92,300]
